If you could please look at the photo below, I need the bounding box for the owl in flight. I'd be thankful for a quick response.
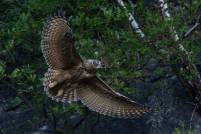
[41,14,150,118]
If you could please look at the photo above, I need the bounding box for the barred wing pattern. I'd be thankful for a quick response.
[41,15,82,69]
[43,68,78,103]
[78,77,150,118]
[41,15,81,103]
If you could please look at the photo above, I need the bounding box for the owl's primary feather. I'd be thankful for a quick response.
[78,77,150,118]
[41,15,82,69]
[41,14,150,118]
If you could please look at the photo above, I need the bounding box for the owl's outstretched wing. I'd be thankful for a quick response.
[78,77,150,118]
[41,15,82,69]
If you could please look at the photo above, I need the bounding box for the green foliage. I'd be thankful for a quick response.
[173,121,196,134]
[0,61,6,78]
[0,0,201,133]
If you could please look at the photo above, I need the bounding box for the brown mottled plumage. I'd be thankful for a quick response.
[41,14,150,118]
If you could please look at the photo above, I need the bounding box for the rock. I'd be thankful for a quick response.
[31,123,55,134]
[0,110,34,134]
[145,58,159,71]
[148,78,201,134]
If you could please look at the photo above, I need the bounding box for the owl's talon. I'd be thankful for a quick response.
[49,82,58,88]
[48,70,72,88]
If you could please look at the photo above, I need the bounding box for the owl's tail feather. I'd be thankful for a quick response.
[43,68,79,103]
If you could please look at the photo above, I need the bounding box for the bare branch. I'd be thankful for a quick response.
[184,14,201,38]
[73,111,91,129]
[190,104,198,129]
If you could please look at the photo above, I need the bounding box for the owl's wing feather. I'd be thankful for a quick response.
[41,15,82,69]
[43,68,78,103]
[78,77,150,118]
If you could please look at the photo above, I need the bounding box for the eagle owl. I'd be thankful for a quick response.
[41,14,150,118]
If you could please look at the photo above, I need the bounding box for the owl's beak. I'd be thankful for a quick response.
[100,61,108,69]
[101,62,106,68]
[95,61,106,69]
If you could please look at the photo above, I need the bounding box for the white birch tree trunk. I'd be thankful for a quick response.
[117,0,145,38]
[158,0,188,53]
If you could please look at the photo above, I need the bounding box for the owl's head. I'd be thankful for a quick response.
[84,59,105,70]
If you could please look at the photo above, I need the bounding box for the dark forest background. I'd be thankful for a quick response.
[0,0,201,134]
